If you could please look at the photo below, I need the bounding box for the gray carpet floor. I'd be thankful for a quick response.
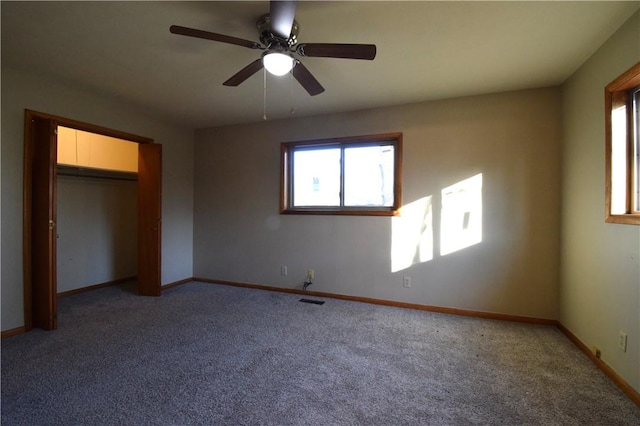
[2,281,639,425]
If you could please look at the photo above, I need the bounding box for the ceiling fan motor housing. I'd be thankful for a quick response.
[257,14,299,50]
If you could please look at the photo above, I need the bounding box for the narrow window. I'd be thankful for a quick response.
[281,133,402,216]
[605,62,640,225]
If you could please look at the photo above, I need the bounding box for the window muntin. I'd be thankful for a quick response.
[281,133,402,216]
[605,62,640,225]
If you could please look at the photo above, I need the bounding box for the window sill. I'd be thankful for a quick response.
[605,214,640,225]
[281,208,400,217]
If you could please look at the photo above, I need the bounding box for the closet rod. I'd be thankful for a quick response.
[56,165,138,182]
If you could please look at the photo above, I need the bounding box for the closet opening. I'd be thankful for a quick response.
[23,110,162,331]
[56,126,139,297]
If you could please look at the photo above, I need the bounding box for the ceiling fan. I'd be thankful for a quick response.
[169,0,376,96]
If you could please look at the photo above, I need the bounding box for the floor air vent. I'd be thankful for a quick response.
[299,298,325,305]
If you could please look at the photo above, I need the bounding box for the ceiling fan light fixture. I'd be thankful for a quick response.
[263,52,295,76]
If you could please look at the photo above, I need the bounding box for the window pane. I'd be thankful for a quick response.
[344,145,394,207]
[292,148,341,207]
[611,104,628,214]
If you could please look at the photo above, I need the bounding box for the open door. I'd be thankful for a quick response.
[29,116,58,330]
[137,143,162,296]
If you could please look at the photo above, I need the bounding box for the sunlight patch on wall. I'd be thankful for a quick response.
[391,196,433,272]
[440,173,483,256]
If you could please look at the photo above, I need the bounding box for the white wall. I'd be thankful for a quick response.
[56,176,137,293]
[1,67,194,331]
[561,11,640,393]
[194,87,562,319]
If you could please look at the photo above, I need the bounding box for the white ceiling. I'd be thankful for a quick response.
[2,1,639,129]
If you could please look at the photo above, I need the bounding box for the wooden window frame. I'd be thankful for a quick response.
[605,62,640,225]
[280,133,402,216]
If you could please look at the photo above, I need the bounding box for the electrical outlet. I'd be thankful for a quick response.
[308,269,314,280]
[403,276,411,288]
[618,331,628,352]
[280,266,287,276]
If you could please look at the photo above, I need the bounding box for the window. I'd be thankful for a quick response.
[605,62,640,225]
[281,133,402,215]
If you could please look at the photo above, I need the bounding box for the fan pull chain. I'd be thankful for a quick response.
[263,67,267,121]
[289,69,295,115]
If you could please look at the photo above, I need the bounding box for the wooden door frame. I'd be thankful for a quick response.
[23,109,161,331]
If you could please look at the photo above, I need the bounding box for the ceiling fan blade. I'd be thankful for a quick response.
[292,61,324,96]
[170,25,261,49]
[297,43,376,60]
[223,59,264,87]
[270,1,297,39]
